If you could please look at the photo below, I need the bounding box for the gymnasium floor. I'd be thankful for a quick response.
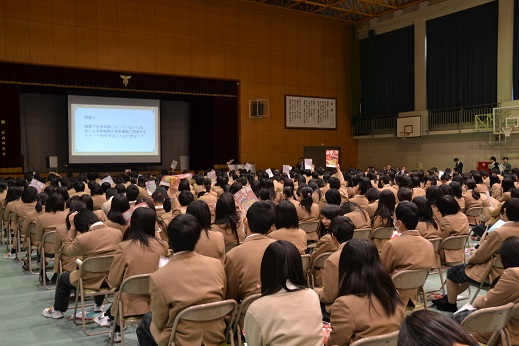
[0,244,482,346]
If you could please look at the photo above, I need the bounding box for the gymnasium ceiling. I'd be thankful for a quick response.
[242,0,428,24]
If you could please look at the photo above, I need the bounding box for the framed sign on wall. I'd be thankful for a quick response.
[285,95,336,129]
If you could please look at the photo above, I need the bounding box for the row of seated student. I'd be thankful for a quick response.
[0,164,519,345]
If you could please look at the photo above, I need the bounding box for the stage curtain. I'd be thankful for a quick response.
[0,84,22,172]
[360,26,414,117]
[426,2,498,110]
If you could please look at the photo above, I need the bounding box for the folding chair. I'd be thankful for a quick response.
[370,227,393,242]
[299,221,319,239]
[426,237,442,293]
[6,212,15,251]
[353,228,371,239]
[0,207,6,246]
[167,299,238,346]
[391,269,430,313]
[25,223,40,275]
[225,242,239,253]
[468,254,503,305]
[110,274,151,346]
[230,294,261,346]
[349,330,399,346]
[309,251,333,288]
[461,302,515,346]
[40,230,57,290]
[16,217,26,263]
[73,255,116,336]
[465,207,483,227]
[301,254,311,286]
[438,235,469,295]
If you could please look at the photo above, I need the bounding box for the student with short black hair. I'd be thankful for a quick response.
[314,216,355,309]
[268,201,307,254]
[364,187,380,218]
[244,241,323,346]
[380,201,436,307]
[224,201,276,302]
[136,213,226,346]
[42,210,122,319]
[412,196,439,239]
[436,195,470,263]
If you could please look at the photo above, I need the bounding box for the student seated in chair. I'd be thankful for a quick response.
[42,210,122,319]
[380,201,436,308]
[136,214,226,346]
[433,197,519,312]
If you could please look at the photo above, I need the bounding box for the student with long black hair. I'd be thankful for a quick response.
[212,192,244,249]
[327,238,405,345]
[244,240,323,346]
[99,207,169,342]
[188,200,225,262]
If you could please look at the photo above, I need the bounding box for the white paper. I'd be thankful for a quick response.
[100,175,114,186]
[266,168,274,178]
[170,160,178,169]
[29,178,45,193]
[304,158,313,170]
[485,191,493,208]
[455,302,476,314]
[488,219,506,233]
[282,165,291,175]
[207,170,217,183]
[145,181,157,195]
[438,170,444,178]
[124,169,131,173]
[244,163,252,171]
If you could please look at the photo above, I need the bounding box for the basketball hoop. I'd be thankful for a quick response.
[503,126,514,137]
[399,132,410,140]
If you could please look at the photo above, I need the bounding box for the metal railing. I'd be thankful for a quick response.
[352,115,397,136]
[428,104,496,131]
[352,104,497,136]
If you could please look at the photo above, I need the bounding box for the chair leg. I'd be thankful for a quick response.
[438,260,445,295]
[118,300,125,346]
[109,303,118,346]
[73,283,81,326]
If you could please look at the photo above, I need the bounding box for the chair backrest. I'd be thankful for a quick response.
[301,254,311,272]
[29,223,37,237]
[371,227,394,240]
[299,221,319,234]
[428,238,442,253]
[353,228,371,239]
[42,230,57,244]
[349,330,399,346]
[461,302,515,334]
[17,217,25,229]
[441,235,469,251]
[312,252,333,270]
[119,274,151,296]
[169,299,238,346]
[225,242,239,253]
[235,293,261,327]
[465,207,483,217]
[80,255,115,275]
[391,269,430,290]
[492,254,503,269]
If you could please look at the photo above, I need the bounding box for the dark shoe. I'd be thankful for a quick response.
[436,302,458,313]
[50,273,58,285]
[432,295,448,307]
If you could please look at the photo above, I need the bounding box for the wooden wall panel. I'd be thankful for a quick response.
[0,0,358,169]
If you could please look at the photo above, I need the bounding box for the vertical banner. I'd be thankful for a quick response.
[0,84,22,172]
